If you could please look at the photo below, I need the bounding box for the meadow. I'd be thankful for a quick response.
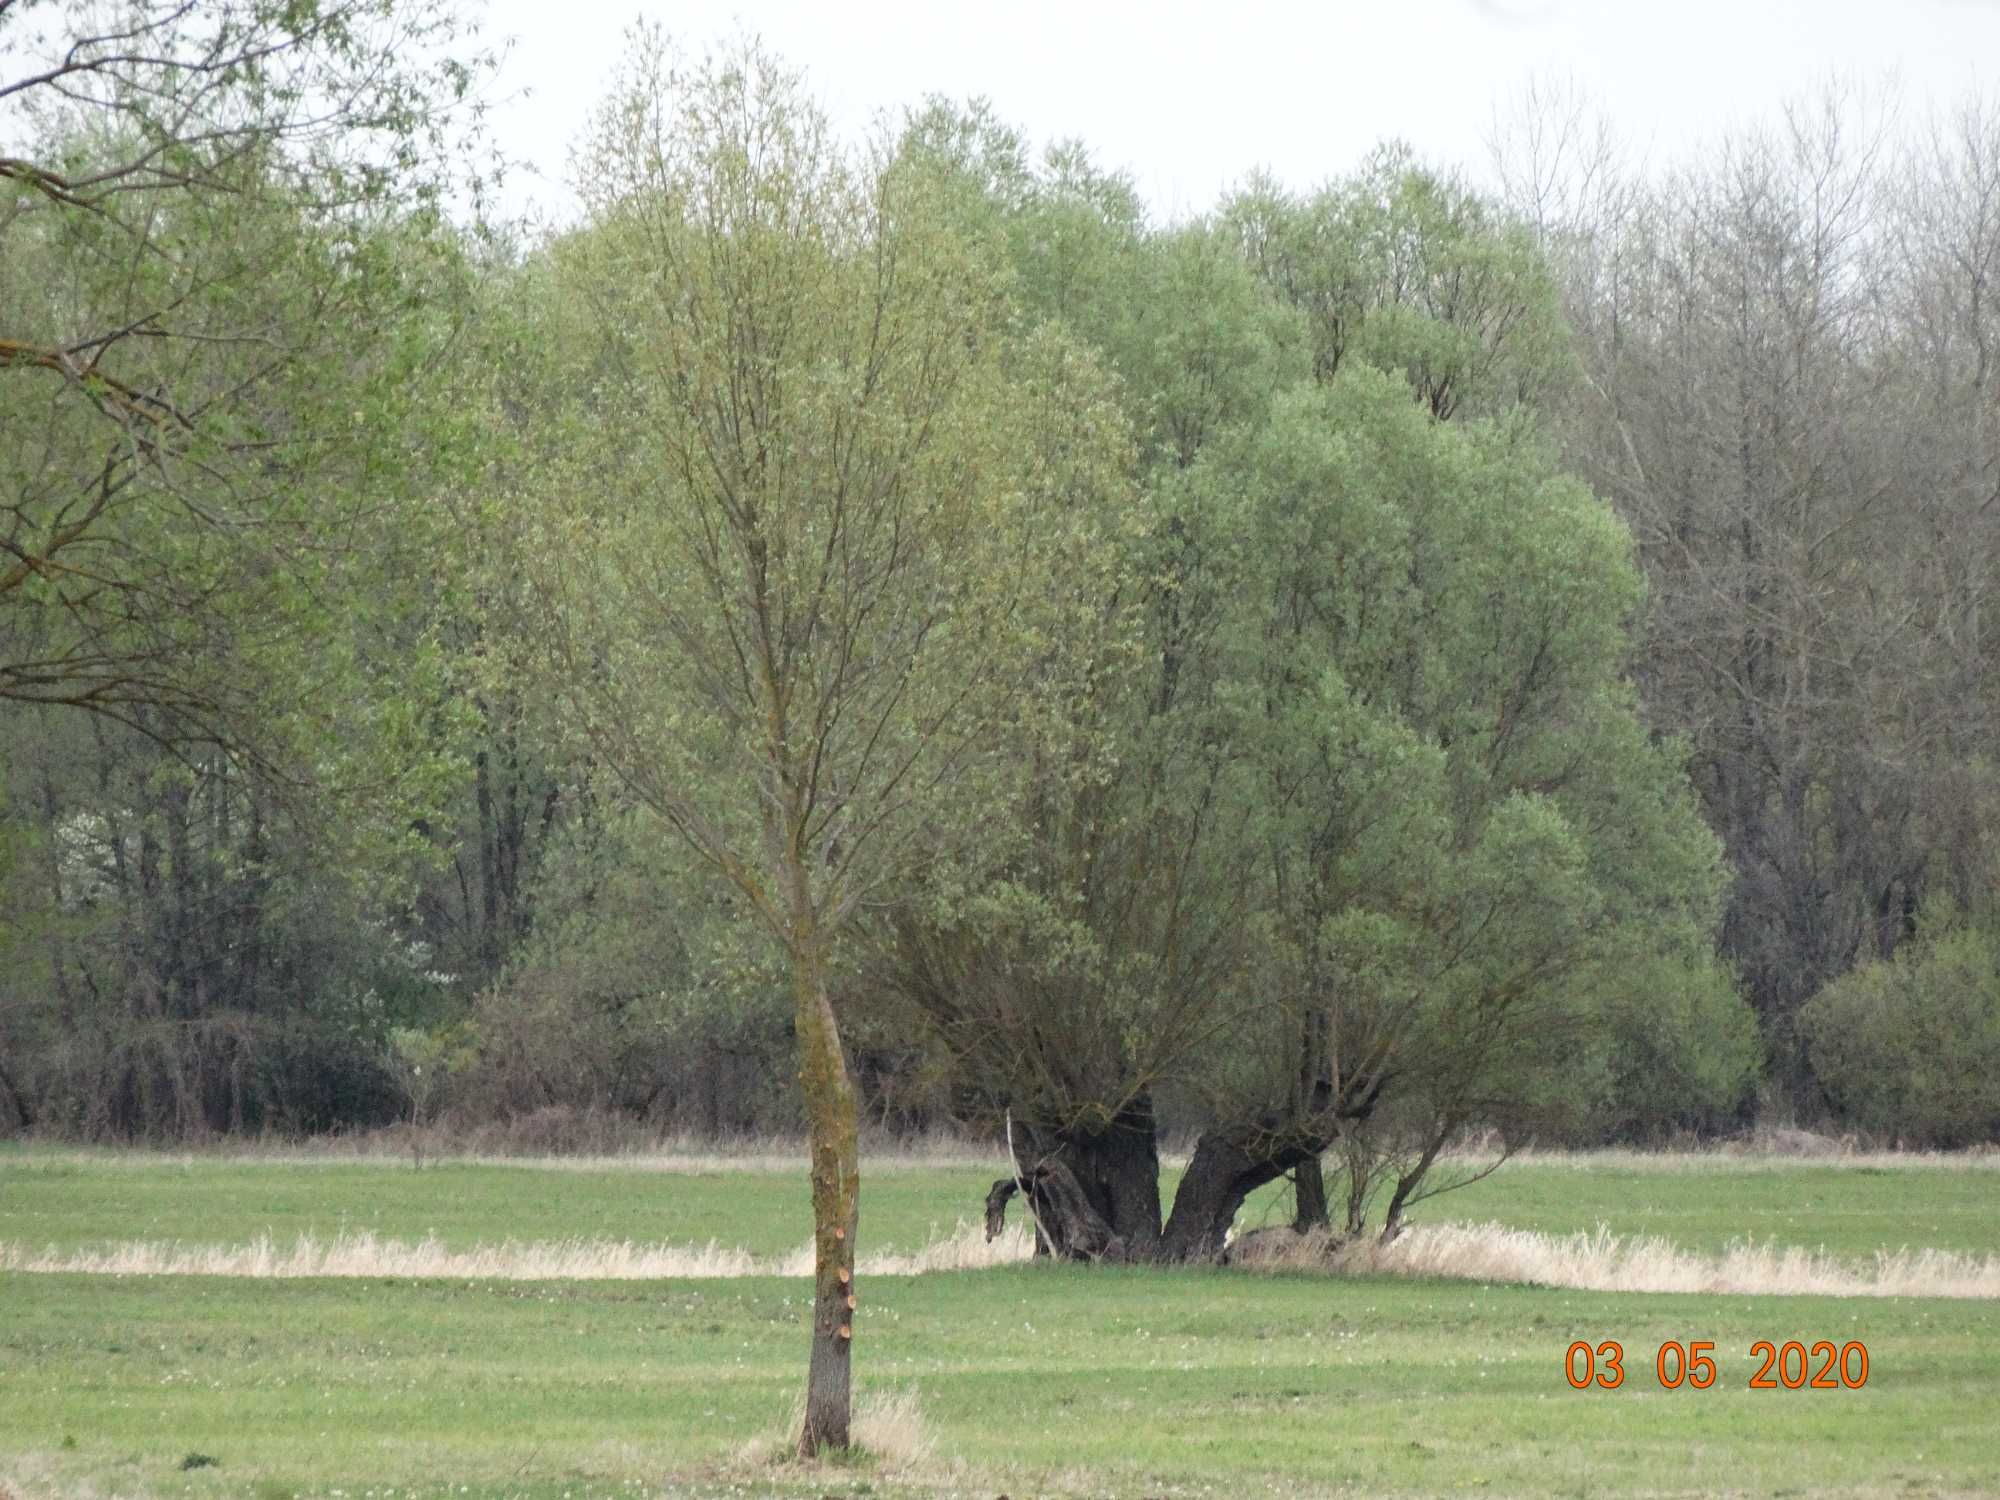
[3,1144,1997,1499]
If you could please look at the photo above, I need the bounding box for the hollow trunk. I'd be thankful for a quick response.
[792,930,858,1458]
[1159,1126,1333,1263]
[982,1099,1350,1265]
[990,1097,1164,1261]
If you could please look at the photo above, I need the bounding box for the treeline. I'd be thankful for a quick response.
[1497,79,2000,1142]
[2,6,1997,1187]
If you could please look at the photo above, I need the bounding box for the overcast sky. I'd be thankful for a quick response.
[478,0,2000,225]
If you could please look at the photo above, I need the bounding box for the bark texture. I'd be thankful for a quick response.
[1159,1127,1328,1261]
[983,1091,1364,1265]
[793,942,859,1457]
[984,1098,1166,1261]
[1292,1155,1331,1232]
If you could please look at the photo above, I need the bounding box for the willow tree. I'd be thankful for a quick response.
[517,37,1133,1453]
[0,0,493,752]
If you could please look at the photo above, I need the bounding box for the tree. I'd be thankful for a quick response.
[919,365,1744,1262]
[877,129,1746,1259]
[1496,81,2000,1103]
[0,0,502,1140]
[0,0,494,758]
[509,36,1134,1453]
[1156,371,1738,1253]
[1801,913,2000,1146]
[1224,148,1572,421]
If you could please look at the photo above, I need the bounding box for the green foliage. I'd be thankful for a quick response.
[874,112,1747,1185]
[1,1,494,770]
[1224,374,1740,1152]
[0,35,1786,1161]
[446,802,797,1132]
[1591,956,1764,1140]
[387,1024,473,1103]
[1224,145,1574,420]
[513,35,1139,947]
[0,3,513,1140]
[1801,918,2000,1145]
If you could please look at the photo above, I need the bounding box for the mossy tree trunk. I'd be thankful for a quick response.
[789,898,859,1456]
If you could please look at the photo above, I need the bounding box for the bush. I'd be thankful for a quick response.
[1800,923,2000,1147]
[1596,957,1762,1141]
[449,970,798,1137]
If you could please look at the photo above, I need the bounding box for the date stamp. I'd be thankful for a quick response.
[1565,1339,1870,1390]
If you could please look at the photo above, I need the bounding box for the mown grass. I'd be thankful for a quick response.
[4,1265,1996,1498]
[0,1155,989,1259]
[1238,1155,2000,1262]
[4,1148,1998,1498]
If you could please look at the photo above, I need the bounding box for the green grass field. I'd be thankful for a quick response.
[3,1147,1997,1498]
[7,1148,1993,1262]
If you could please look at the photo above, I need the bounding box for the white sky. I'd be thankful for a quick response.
[478,0,2000,226]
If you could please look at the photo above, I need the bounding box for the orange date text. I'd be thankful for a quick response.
[1564,1339,1868,1390]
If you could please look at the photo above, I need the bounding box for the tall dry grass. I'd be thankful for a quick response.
[735,1384,937,1472]
[8,1214,1998,1296]
[0,1219,1034,1281]
[1235,1221,2000,1298]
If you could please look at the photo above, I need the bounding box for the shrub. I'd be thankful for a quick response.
[1800,923,2000,1146]
[1596,957,1763,1141]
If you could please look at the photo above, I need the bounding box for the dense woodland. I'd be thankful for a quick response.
[6,5,2000,1179]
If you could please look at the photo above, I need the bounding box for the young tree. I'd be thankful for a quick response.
[514,36,1133,1453]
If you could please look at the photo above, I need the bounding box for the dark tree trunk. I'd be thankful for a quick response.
[0,1055,29,1131]
[1292,1155,1330,1232]
[985,1158,1126,1260]
[1001,1096,1163,1259]
[1161,1122,1344,1262]
[1379,1132,1448,1240]
[982,1095,1358,1266]
[1062,1099,1164,1257]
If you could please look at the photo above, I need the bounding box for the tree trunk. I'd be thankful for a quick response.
[792,931,858,1458]
[1003,1097,1163,1258]
[985,1156,1126,1260]
[1292,1155,1330,1232]
[1379,1132,1446,1241]
[1159,1125,1333,1262]
[981,1102,1351,1265]
[0,1055,29,1131]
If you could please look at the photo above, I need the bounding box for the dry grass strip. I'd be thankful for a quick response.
[1239,1221,2000,1298]
[0,1218,1034,1281]
[6,1217,1997,1298]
